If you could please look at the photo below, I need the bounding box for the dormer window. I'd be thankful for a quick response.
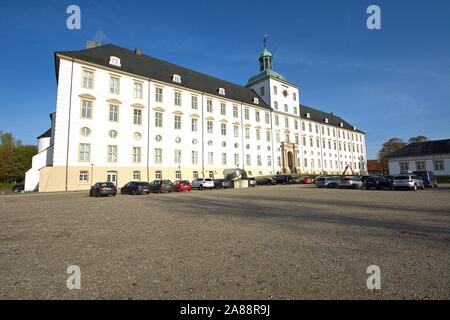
[325,118,329,124]
[219,88,226,96]
[253,98,259,104]
[109,56,121,67]
[306,113,311,119]
[340,122,344,128]
[172,74,181,83]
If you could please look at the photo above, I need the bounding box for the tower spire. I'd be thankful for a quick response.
[263,33,268,49]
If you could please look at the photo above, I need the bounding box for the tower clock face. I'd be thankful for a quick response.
[283,90,288,97]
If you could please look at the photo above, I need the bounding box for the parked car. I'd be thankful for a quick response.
[12,183,24,193]
[392,174,425,191]
[291,176,302,184]
[338,176,363,189]
[120,181,150,195]
[413,171,438,188]
[273,175,294,184]
[213,179,232,189]
[191,178,214,190]
[172,180,192,192]
[363,176,392,190]
[148,180,174,193]
[360,175,370,183]
[248,177,257,187]
[256,177,276,185]
[315,176,339,188]
[89,182,117,197]
[301,177,314,184]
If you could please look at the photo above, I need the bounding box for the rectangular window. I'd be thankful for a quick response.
[79,143,90,161]
[81,100,92,119]
[133,147,141,163]
[277,156,281,166]
[433,160,444,171]
[222,153,227,165]
[310,137,313,147]
[295,135,299,145]
[155,87,163,102]
[207,121,213,134]
[273,86,278,95]
[154,148,162,164]
[193,171,199,179]
[155,171,162,180]
[174,91,182,106]
[257,155,262,166]
[245,127,250,139]
[191,118,198,132]
[109,104,119,122]
[174,115,182,129]
[274,101,278,110]
[175,171,181,179]
[415,161,426,171]
[285,117,289,128]
[399,161,409,172]
[192,151,198,165]
[220,102,226,115]
[284,104,288,113]
[275,115,279,126]
[293,92,297,101]
[304,158,308,168]
[134,109,142,125]
[244,108,250,120]
[266,131,271,142]
[234,154,239,166]
[221,123,227,136]
[109,76,120,95]
[134,82,143,99]
[79,170,89,182]
[267,156,272,166]
[276,132,280,143]
[293,107,298,115]
[265,113,270,124]
[294,120,298,130]
[234,125,239,138]
[308,123,312,132]
[108,145,118,162]
[255,111,260,122]
[256,129,261,141]
[207,99,213,113]
[208,152,214,165]
[302,136,306,146]
[174,150,181,164]
[155,112,163,127]
[233,105,239,118]
[81,70,94,89]
[246,154,251,166]
[191,95,198,109]
[133,170,141,180]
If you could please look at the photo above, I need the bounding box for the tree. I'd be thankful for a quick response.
[408,136,429,144]
[378,138,406,159]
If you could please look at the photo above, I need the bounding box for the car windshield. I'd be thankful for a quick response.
[395,175,410,180]
[317,178,325,182]
[205,179,212,181]
[150,180,161,185]
[181,181,189,186]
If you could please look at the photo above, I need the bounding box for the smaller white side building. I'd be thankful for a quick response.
[387,139,450,176]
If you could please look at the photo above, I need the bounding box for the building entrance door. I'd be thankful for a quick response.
[107,171,118,185]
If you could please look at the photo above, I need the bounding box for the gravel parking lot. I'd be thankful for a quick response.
[0,185,449,299]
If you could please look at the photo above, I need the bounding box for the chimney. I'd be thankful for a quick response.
[86,40,101,49]
[135,48,142,57]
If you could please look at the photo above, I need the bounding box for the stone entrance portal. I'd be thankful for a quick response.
[281,142,299,174]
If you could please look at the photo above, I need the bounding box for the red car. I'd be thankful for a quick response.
[172,180,192,192]
[302,177,314,184]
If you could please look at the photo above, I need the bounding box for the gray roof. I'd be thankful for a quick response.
[37,128,51,139]
[300,104,364,133]
[386,139,450,158]
[55,44,270,109]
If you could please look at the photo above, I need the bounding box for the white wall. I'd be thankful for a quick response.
[389,156,450,176]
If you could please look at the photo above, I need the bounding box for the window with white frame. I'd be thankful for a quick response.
[79,143,90,161]
[234,125,239,138]
[234,154,239,166]
[191,95,198,109]
[219,88,225,96]
[175,171,181,179]
[109,76,120,95]
[206,99,213,113]
[208,152,214,165]
[220,102,226,115]
[285,117,289,128]
[293,92,297,101]
[399,161,409,172]
[133,109,142,125]
[256,129,261,141]
[246,154,251,166]
[274,101,278,110]
[293,106,298,115]
[174,150,181,164]
[155,170,162,179]
[273,86,278,95]
[154,148,162,164]
[155,112,163,127]
[244,108,249,120]
[207,121,213,134]
[191,118,198,132]
[193,171,199,179]
[277,156,281,166]
[255,111,260,122]
[267,156,272,166]
[133,170,141,180]
[79,170,89,182]
[80,127,91,137]
[245,127,250,139]
[233,105,239,118]
[107,145,118,162]
[276,132,280,143]
[275,115,279,126]
[133,147,141,163]
[155,87,163,102]
[81,100,93,119]
[257,155,262,166]
[192,151,198,165]
[221,123,227,136]
[133,82,143,99]
[109,104,119,122]
[433,160,444,171]
[415,161,426,171]
[266,131,271,142]
[284,104,288,113]
[222,153,227,165]
[174,115,182,129]
[253,98,259,104]
[172,74,181,83]
[81,69,94,89]
[174,91,182,107]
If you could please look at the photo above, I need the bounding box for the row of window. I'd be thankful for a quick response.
[303,158,366,170]
[399,160,445,172]
[79,144,142,163]
[81,100,143,125]
[82,69,144,99]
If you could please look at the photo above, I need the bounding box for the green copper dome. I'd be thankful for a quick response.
[260,48,272,58]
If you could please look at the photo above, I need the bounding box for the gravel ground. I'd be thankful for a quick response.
[0,185,449,300]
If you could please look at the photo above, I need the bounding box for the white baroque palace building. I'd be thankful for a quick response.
[25,43,367,192]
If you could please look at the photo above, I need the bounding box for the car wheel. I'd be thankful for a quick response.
[421,185,425,190]
[199,185,203,190]
[95,191,100,197]
[113,193,117,197]
[412,184,417,191]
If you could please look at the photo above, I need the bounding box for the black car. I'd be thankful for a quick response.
[148,180,173,193]
[273,175,293,184]
[213,179,232,189]
[89,182,117,197]
[256,177,276,186]
[121,181,150,195]
[363,176,392,190]
[12,183,24,193]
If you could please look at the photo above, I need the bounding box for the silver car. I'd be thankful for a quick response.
[392,174,425,191]
[338,176,363,189]
[315,176,339,188]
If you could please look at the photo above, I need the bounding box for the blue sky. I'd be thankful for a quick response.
[0,0,449,158]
